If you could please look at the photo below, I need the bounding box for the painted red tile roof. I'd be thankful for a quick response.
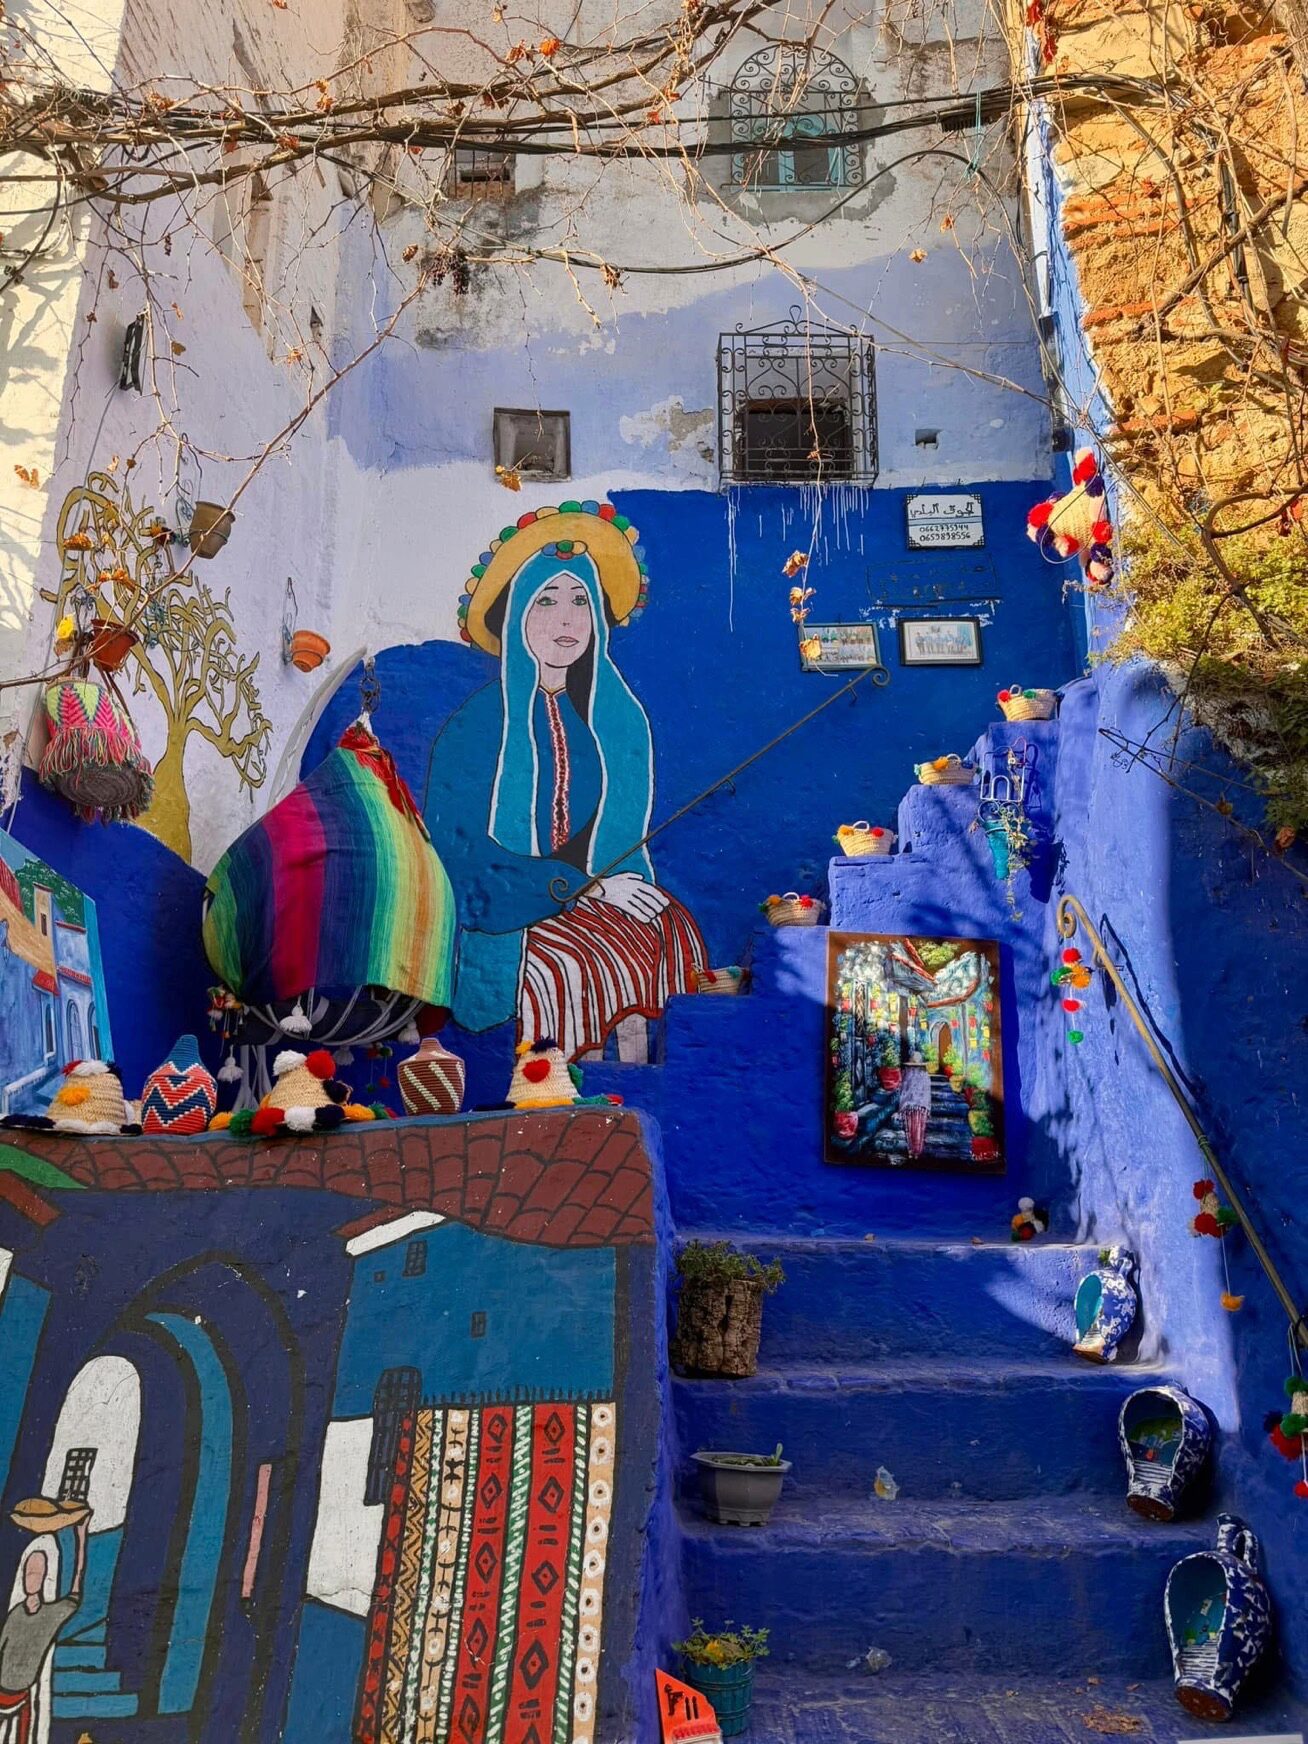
[31,970,57,994]
[57,966,93,987]
[1,1110,654,1248]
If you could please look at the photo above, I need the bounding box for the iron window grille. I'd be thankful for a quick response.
[728,45,862,190]
[718,308,877,485]
[365,1366,421,1505]
[452,148,513,199]
[403,1238,428,1277]
[493,408,571,480]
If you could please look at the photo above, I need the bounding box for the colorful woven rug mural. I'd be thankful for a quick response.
[357,1400,615,1744]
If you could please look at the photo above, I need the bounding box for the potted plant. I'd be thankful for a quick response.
[875,1032,902,1092]
[674,1620,770,1736]
[670,1241,784,1378]
[88,618,140,673]
[831,1070,856,1140]
[692,1444,791,1527]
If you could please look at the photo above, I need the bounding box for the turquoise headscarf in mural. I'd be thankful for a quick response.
[491,548,654,874]
[425,547,658,1032]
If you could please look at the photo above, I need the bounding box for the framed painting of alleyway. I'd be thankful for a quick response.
[825,932,1004,1172]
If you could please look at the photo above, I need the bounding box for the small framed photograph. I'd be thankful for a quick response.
[898,616,983,667]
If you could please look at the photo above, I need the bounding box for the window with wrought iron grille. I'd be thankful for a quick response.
[451,147,514,199]
[718,310,877,485]
[728,45,862,191]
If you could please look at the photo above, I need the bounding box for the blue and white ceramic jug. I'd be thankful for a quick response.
[1165,1513,1272,1722]
[1118,1385,1211,1521]
[1072,1245,1137,1363]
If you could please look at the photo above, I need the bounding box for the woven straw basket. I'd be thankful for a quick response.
[764,892,825,928]
[916,755,976,788]
[998,685,1057,723]
[835,821,896,858]
[697,966,745,995]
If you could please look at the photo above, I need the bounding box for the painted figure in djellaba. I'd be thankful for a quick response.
[426,503,707,1060]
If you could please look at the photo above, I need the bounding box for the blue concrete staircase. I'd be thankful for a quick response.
[655,718,1308,1740]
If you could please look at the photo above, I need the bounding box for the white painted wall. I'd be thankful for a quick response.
[5,0,1050,866]
[304,1417,383,1616]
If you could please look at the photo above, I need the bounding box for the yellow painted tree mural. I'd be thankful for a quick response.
[45,470,271,861]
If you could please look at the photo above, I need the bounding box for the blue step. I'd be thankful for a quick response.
[744,1667,1308,1743]
[688,1235,1094,1362]
[53,1668,122,1695]
[51,1692,138,1719]
[61,1619,106,1645]
[674,1358,1162,1502]
[54,1642,108,1670]
[678,1493,1208,1676]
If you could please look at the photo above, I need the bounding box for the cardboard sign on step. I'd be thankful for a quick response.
[656,1670,722,1744]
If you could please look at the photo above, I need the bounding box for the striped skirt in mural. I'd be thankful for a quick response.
[520,894,707,1060]
[356,1401,615,1744]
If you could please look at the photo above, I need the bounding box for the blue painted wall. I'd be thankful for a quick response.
[333,1219,617,1412]
[307,480,1076,1109]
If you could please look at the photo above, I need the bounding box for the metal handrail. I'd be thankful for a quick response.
[1057,893,1308,1347]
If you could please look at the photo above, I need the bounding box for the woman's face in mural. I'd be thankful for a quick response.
[524,576,594,676]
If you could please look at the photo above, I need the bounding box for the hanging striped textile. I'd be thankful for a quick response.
[356,1401,615,1744]
[203,724,454,1008]
[521,895,707,1061]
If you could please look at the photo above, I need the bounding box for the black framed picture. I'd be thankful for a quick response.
[897,616,983,666]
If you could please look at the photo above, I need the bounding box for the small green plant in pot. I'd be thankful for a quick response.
[670,1242,784,1379]
[692,1443,791,1527]
[674,1620,770,1736]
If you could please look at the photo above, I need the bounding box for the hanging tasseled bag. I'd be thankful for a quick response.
[40,677,154,823]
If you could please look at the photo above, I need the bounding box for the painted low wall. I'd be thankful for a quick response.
[0,1111,664,1744]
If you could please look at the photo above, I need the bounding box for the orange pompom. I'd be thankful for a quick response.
[1220,1291,1245,1311]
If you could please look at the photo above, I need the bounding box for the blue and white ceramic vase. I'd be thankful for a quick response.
[1118,1385,1211,1521]
[1072,1245,1138,1363]
[1165,1513,1272,1722]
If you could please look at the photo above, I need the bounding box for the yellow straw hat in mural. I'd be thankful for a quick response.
[457,501,648,656]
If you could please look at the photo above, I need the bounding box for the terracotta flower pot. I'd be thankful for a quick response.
[289,630,331,672]
[88,619,139,674]
[189,501,235,559]
[833,1110,857,1140]
[877,1067,902,1091]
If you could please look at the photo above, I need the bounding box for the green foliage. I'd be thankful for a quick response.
[13,857,85,927]
[674,1620,771,1667]
[1110,519,1308,833]
[914,939,964,971]
[875,1030,900,1066]
[677,1240,785,1293]
[700,1444,785,1467]
[833,1070,854,1113]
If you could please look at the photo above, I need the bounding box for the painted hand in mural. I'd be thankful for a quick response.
[587,872,671,923]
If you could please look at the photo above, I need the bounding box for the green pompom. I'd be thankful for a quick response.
[1051,967,1070,987]
[369,1101,389,1119]
[1286,1375,1305,1398]
[228,1108,255,1137]
[1067,1029,1085,1044]
[567,1062,584,1089]
[1284,1412,1308,1436]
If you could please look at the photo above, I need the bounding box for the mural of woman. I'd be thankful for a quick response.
[425,503,707,1060]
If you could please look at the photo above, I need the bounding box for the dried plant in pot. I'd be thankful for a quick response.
[692,1444,791,1526]
[670,1241,784,1379]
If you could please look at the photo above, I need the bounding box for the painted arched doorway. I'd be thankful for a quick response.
[933,1021,955,1073]
[49,1257,306,1742]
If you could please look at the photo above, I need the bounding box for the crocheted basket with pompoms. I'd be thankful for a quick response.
[40,678,154,823]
